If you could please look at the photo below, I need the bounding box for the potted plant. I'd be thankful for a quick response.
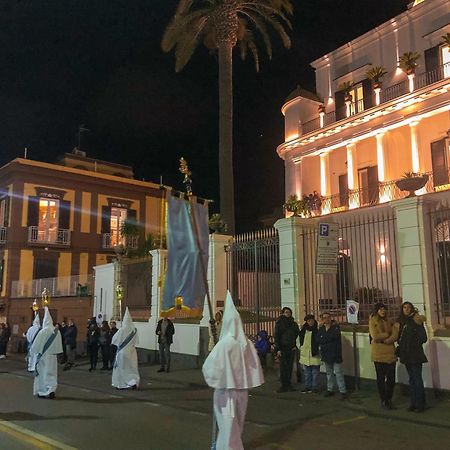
[441,32,450,48]
[283,195,307,217]
[366,66,388,89]
[318,104,326,114]
[395,171,429,197]
[340,81,353,103]
[209,213,227,233]
[398,52,420,75]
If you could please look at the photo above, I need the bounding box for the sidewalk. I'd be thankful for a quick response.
[3,353,449,429]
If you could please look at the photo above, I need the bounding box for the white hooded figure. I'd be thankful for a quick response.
[30,307,62,398]
[26,313,41,372]
[112,308,140,389]
[202,292,264,450]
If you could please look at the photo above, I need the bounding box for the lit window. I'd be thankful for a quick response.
[441,45,450,78]
[38,199,59,242]
[349,83,364,115]
[0,198,6,226]
[110,207,127,247]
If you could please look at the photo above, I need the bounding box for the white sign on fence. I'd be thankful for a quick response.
[316,222,339,274]
[346,300,360,324]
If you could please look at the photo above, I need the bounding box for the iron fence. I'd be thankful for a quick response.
[429,206,450,327]
[301,206,401,324]
[225,228,281,338]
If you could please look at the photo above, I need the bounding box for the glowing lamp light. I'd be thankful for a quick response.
[41,288,50,307]
[32,298,39,312]
[379,243,387,265]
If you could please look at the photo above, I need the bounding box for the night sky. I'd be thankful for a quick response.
[0,0,410,232]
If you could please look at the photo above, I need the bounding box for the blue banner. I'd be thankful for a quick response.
[162,195,209,311]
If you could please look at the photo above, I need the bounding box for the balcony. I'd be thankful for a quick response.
[0,227,6,244]
[317,171,445,216]
[27,226,71,246]
[102,233,138,250]
[10,274,93,298]
[301,62,450,137]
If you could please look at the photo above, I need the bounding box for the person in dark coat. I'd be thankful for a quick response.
[396,301,428,412]
[299,314,321,393]
[63,319,77,371]
[0,323,11,359]
[86,321,100,372]
[156,316,175,373]
[274,307,299,393]
[59,321,68,364]
[109,320,118,370]
[317,312,347,399]
[99,320,111,370]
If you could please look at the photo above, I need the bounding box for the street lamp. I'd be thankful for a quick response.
[42,288,50,307]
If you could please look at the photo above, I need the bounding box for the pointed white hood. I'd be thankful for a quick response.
[26,313,41,344]
[202,292,264,389]
[30,307,62,356]
[112,307,139,346]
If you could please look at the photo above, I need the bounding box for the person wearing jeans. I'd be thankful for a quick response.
[397,301,428,413]
[299,314,321,393]
[156,316,175,373]
[317,312,347,400]
[369,303,399,409]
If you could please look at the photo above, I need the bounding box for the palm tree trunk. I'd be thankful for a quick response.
[218,41,235,235]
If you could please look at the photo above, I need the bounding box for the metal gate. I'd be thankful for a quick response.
[430,206,450,327]
[301,206,401,324]
[225,228,281,338]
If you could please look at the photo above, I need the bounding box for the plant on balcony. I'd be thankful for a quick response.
[395,171,429,197]
[120,218,140,255]
[318,103,326,114]
[366,66,388,89]
[398,52,420,75]
[339,81,353,102]
[441,32,450,48]
[209,213,227,233]
[283,195,307,217]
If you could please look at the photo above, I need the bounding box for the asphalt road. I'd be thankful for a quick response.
[1,357,449,450]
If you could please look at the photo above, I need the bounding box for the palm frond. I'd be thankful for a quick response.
[238,11,273,60]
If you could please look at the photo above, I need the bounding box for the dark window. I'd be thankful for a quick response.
[27,196,40,227]
[425,45,440,73]
[362,78,374,109]
[338,174,349,207]
[358,166,379,205]
[101,206,111,234]
[431,139,449,187]
[335,89,346,121]
[59,200,71,230]
[34,258,58,279]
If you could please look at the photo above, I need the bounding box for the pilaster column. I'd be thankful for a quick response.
[346,143,358,208]
[293,158,302,199]
[320,153,330,197]
[409,120,421,173]
[376,133,386,183]
[285,156,295,201]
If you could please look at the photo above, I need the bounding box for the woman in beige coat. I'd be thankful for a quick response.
[369,302,399,410]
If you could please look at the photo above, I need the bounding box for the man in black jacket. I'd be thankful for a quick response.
[63,319,77,371]
[274,307,299,393]
[156,316,175,373]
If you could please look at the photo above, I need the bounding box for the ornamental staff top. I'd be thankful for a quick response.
[179,157,192,196]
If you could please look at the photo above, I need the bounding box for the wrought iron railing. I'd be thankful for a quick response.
[10,274,93,298]
[299,62,449,136]
[102,233,138,249]
[0,227,6,244]
[28,226,70,245]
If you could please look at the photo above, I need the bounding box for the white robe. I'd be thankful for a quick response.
[202,292,264,450]
[112,308,140,389]
[26,316,41,372]
[30,308,62,396]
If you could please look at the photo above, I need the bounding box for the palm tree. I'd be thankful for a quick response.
[162,0,293,235]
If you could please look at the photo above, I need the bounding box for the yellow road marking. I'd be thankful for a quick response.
[332,415,367,425]
[0,419,78,450]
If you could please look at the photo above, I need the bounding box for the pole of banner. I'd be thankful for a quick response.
[179,158,218,345]
[179,157,218,450]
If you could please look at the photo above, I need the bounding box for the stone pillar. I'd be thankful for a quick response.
[285,157,295,202]
[320,153,330,197]
[293,159,302,199]
[200,233,230,327]
[274,216,315,323]
[375,133,386,183]
[346,143,358,209]
[409,120,421,173]
[391,197,436,331]
[149,249,167,350]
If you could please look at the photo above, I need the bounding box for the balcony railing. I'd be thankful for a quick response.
[0,227,6,244]
[300,62,450,136]
[10,274,93,298]
[28,226,71,245]
[317,171,444,216]
[102,233,139,249]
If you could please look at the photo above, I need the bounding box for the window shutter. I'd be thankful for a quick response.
[362,78,374,109]
[59,200,71,230]
[368,166,379,204]
[424,45,440,73]
[3,196,9,227]
[431,139,448,187]
[335,89,346,121]
[101,206,111,234]
[27,196,40,227]
[127,208,137,224]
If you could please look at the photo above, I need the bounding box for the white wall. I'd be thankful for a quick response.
[93,263,115,321]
